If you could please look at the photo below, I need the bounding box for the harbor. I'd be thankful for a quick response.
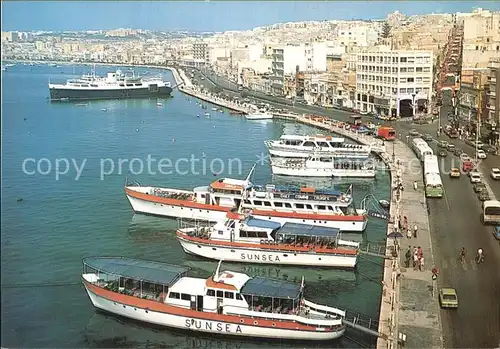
[2,63,389,348]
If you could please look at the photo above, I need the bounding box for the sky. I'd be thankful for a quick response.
[2,1,499,32]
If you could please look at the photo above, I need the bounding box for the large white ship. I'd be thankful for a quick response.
[176,212,359,268]
[82,257,347,341]
[264,135,372,159]
[270,156,376,178]
[48,68,172,101]
[125,167,368,232]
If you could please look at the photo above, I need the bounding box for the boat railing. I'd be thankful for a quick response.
[223,305,343,326]
[177,217,213,231]
[303,299,346,318]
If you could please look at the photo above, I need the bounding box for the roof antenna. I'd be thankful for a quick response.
[213,259,223,282]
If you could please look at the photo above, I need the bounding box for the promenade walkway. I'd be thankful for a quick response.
[169,67,252,114]
[291,116,443,349]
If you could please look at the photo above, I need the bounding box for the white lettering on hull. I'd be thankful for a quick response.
[185,319,242,333]
[240,253,280,262]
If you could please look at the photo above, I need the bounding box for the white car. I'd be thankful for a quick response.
[491,168,500,180]
[460,153,471,161]
[477,150,487,159]
[470,173,482,183]
[473,141,484,149]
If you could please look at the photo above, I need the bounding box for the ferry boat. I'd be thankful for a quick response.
[48,68,172,101]
[82,257,347,340]
[265,135,371,159]
[125,168,368,232]
[270,156,376,178]
[176,212,359,268]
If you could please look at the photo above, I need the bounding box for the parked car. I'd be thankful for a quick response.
[461,153,472,162]
[482,145,496,154]
[478,191,490,201]
[491,168,500,180]
[438,149,448,157]
[477,150,487,159]
[493,226,500,240]
[439,288,458,309]
[409,129,420,136]
[422,134,433,142]
[470,172,482,183]
[447,144,456,152]
[473,183,487,193]
[450,168,461,178]
[471,140,485,149]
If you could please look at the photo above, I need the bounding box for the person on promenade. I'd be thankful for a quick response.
[419,257,425,271]
[398,216,402,231]
[405,247,412,268]
[406,225,412,239]
[413,223,418,238]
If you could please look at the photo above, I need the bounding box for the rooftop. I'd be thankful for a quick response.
[83,257,189,286]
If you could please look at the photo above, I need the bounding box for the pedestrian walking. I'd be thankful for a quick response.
[414,254,419,270]
[398,217,402,231]
[419,257,425,271]
[413,223,418,238]
[413,181,418,190]
[406,226,412,239]
[405,247,412,268]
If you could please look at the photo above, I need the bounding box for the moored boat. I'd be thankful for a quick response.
[270,156,376,178]
[245,112,274,120]
[48,67,172,101]
[265,135,371,159]
[124,168,368,232]
[82,257,347,340]
[176,212,359,267]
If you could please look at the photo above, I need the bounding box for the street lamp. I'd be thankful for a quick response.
[411,93,417,119]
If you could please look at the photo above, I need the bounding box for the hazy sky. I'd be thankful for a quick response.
[2,1,498,32]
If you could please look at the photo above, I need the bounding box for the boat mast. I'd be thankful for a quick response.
[213,260,223,282]
[245,163,257,184]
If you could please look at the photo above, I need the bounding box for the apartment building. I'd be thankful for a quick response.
[356,50,433,117]
[192,42,209,66]
[487,58,499,129]
[335,23,379,47]
[271,43,327,95]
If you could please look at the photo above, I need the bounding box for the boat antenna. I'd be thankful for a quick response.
[213,260,223,282]
[245,162,257,183]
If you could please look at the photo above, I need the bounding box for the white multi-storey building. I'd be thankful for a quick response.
[271,43,327,95]
[192,42,209,66]
[355,50,433,117]
[335,24,380,47]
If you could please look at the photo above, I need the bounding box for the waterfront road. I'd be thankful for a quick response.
[185,72,500,347]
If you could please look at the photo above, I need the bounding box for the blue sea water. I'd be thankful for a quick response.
[1,64,389,348]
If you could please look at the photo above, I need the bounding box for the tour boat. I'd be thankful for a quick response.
[124,167,368,232]
[245,112,274,120]
[265,135,371,159]
[270,156,376,178]
[176,212,359,268]
[82,257,347,340]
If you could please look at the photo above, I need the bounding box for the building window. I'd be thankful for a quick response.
[400,67,407,73]
[400,88,407,93]
[407,67,414,72]
[407,77,414,83]
[400,57,407,63]
[423,67,430,72]
[416,67,423,72]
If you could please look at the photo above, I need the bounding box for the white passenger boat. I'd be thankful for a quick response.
[265,135,371,159]
[270,156,376,178]
[245,112,274,120]
[177,212,359,268]
[82,257,347,340]
[125,167,367,232]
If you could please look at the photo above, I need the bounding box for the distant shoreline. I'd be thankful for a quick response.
[7,59,176,72]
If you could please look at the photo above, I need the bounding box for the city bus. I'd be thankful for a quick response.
[424,173,444,198]
[481,200,500,225]
[423,155,440,176]
[412,139,434,161]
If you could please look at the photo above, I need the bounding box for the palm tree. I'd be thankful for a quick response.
[381,22,391,39]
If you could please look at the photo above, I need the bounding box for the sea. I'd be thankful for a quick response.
[1,63,390,348]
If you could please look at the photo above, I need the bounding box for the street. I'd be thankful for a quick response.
[184,70,500,347]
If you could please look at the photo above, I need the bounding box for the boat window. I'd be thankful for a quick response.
[320,157,333,162]
[303,141,315,147]
[169,292,180,299]
[284,203,292,208]
[126,83,133,86]
[90,84,98,87]
[135,83,142,86]
[263,201,272,207]
[328,206,336,211]
[240,231,248,238]
[244,200,251,204]
[216,290,223,298]
[316,141,329,147]
[181,294,191,301]
[306,204,313,210]
[318,205,326,210]
[236,293,243,300]
[274,202,283,208]
[296,203,304,209]
[254,200,262,206]
[224,292,234,299]
[206,289,216,296]
[201,194,205,199]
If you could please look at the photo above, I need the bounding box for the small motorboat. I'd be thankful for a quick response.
[212,107,217,111]
[379,200,390,209]
[101,108,107,112]
[204,112,210,117]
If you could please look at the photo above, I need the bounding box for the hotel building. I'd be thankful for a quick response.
[355,50,434,117]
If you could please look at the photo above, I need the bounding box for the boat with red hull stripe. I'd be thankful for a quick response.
[124,167,368,232]
[82,257,347,340]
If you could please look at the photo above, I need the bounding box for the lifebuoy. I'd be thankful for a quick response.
[260,239,265,244]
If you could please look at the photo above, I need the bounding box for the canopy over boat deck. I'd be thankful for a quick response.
[277,222,340,238]
[240,277,301,300]
[83,257,189,286]
[244,217,282,230]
